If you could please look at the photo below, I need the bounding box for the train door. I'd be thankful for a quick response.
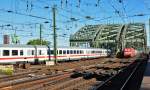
[37,47,47,62]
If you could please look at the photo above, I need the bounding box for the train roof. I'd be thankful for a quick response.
[0,44,47,48]
[0,44,109,50]
[50,46,109,50]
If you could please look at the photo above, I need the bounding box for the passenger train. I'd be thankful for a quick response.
[0,44,110,64]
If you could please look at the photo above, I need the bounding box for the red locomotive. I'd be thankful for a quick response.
[123,48,137,58]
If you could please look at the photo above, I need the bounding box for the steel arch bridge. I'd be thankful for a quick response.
[70,23,147,53]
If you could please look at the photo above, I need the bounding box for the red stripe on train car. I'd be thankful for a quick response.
[0,54,102,60]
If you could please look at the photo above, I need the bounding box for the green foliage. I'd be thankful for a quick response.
[27,39,49,45]
[0,65,13,75]
[2,68,13,75]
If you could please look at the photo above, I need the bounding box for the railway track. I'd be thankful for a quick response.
[0,70,38,82]
[33,59,135,90]
[28,58,124,71]
[61,78,97,90]
[90,58,148,90]
[0,57,139,90]
[38,77,96,90]
[0,72,72,90]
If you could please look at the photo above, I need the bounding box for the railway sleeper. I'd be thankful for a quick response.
[90,60,143,90]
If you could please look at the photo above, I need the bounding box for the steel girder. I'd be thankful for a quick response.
[70,23,147,52]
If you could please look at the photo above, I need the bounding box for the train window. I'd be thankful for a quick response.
[92,51,95,53]
[3,50,9,56]
[39,50,42,55]
[67,50,69,54]
[12,50,18,56]
[74,50,76,54]
[63,50,66,54]
[77,50,79,54]
[59,50,62,54]
[20,50,23,56]
[50,50,54,54]
[32,50,34,55]
[70,50,73,54]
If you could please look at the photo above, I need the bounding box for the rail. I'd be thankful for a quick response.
[120,62,140,90]
[92,58,147,90]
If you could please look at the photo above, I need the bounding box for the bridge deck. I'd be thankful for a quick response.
[140,59,150,90]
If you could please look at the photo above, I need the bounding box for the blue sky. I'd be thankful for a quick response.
[0,0,149,46]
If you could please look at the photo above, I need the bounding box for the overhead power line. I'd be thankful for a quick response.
[0,8,52,21]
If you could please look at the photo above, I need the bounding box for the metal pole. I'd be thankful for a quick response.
[52,6,57,64]
[40,24,42,45]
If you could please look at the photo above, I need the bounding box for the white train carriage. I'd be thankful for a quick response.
[0,45,35,63]
[0,44,110,64]
[51,47,110,61]
[57,47,86,60]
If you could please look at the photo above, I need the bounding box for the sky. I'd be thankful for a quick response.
[0,0,149,46]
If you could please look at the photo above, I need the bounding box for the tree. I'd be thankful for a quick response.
[11,34,20,44]
[27,39,49,45]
